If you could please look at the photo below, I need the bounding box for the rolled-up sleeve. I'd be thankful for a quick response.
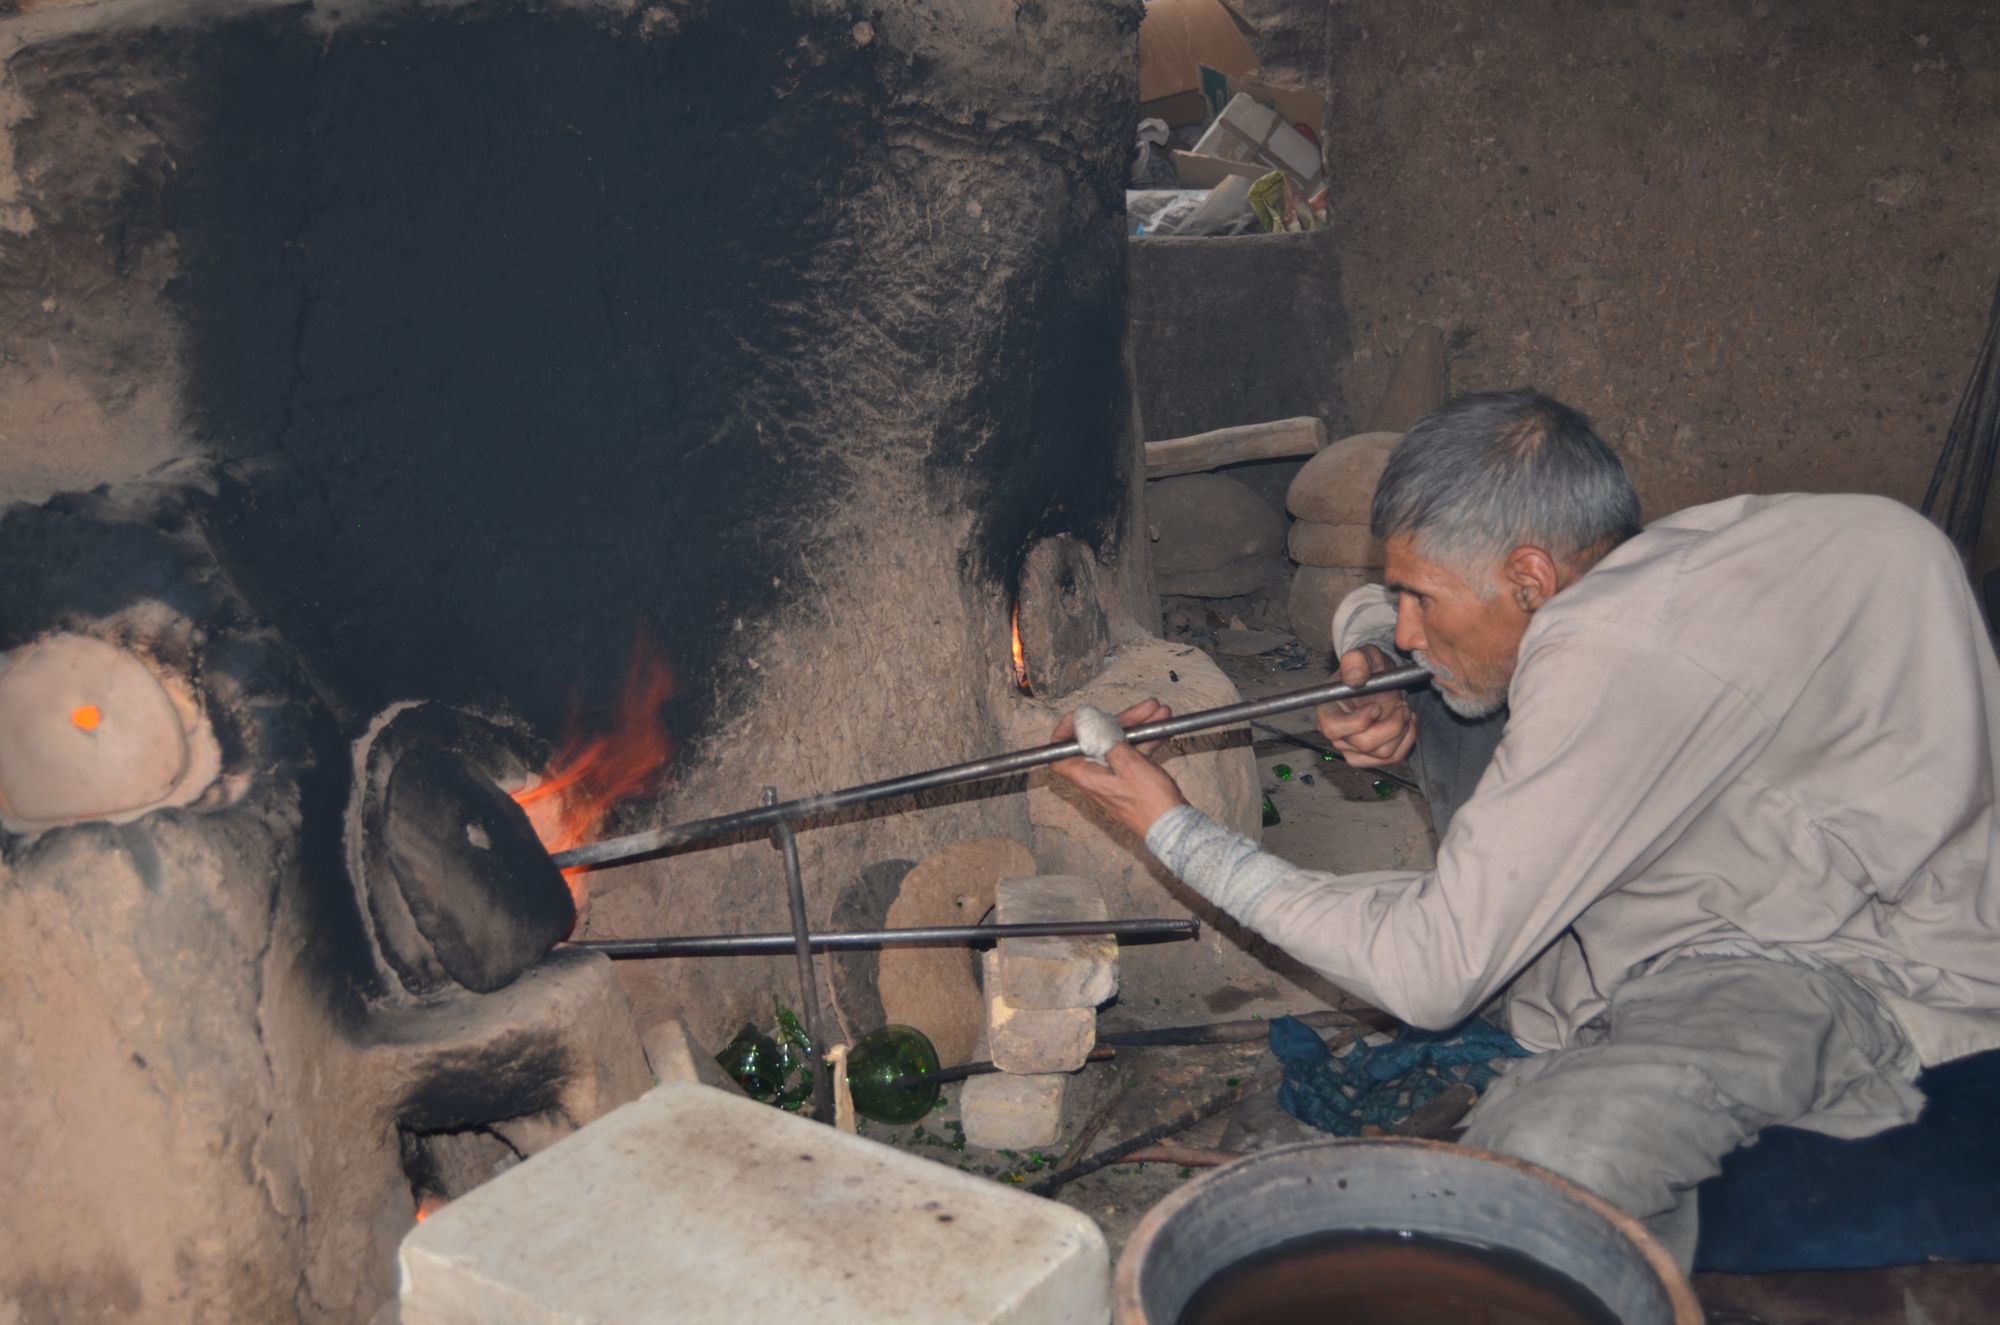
[1147,624,1772,1028]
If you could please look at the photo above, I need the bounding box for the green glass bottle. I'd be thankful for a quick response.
[715,1024,787,1098]
[845,1025,943,1124]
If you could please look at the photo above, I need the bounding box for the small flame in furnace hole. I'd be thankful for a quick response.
[71,704,103,732]
[1011,603,1031,695]
[513,646,677,909]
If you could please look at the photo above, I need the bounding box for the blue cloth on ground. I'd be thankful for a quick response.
[1693,1046,2000,1271]
[1269,1014,1529,1137]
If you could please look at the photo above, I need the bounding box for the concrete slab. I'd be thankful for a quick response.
[398,1082,1111,1325]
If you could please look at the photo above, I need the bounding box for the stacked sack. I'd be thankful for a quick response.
[1283,431,1399,654]
[1283,325,1448,653]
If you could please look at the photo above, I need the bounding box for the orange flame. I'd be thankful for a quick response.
[71,704,103,731]
[1011,604,1031,695]
[513,646,677,908]
[414,1192,448,1223]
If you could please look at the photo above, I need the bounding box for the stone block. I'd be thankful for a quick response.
[983,951,1095,1074]
[961,1071,1069,1151]
[399,1083,1111,1325]
[1287,519,1383,569]
[994,875,1117,1010]
[1288,566,1378,654]
[639,1017,745,1096]
[1285,431,1401,524]
[1149,472,1285,597]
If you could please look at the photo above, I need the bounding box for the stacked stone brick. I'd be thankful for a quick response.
[960,875,1118,1150]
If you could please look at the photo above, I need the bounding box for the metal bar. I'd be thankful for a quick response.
[883,1008,1377,1089]
[767,787,832,1124]
[564,917,1201,959]
[895,1046,1117,1090]
[552,664,1432,870]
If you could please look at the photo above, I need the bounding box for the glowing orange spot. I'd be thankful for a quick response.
[414,1192,448,1223]
[513,644,676,910]
[71,704,102,732]
[1011,604,1031,695]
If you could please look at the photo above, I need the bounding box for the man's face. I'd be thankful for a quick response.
[1382,534,1532,718]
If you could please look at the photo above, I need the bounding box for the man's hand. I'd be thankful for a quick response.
[1049,698,1188,838]
[1316,644,1417,768]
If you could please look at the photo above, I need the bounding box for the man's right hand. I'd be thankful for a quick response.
[1315,643,1417,768]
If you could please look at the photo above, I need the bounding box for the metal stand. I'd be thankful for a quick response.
[767,786,834,1124]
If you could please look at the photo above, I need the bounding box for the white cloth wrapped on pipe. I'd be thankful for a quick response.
[1069,703,1126,765]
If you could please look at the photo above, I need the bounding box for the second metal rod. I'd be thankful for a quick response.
[768,787,833,1125]
[554,664,1432,870]
[567,917,1201,958]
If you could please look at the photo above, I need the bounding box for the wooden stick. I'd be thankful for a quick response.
[1121,1142,1244,1168]
[825,1043,856,1134]
[1144,416,1326,479]
[1031,1072,1272,1197]
[1055,1080,1128,1172]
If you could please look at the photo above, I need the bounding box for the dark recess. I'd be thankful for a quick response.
[171,1,862,745]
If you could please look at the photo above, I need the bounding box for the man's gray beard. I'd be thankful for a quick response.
[1415,650,1506,720]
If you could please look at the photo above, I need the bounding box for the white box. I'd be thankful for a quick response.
[399,1082,1111,1325]
[1192,92,1324,189]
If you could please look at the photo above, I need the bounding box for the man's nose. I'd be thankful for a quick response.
[1394,597,1425,654]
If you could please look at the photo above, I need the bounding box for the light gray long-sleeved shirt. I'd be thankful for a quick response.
[1148,494,2000,1064]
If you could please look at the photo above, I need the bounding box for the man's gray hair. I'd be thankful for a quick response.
[1370,388,1642,572]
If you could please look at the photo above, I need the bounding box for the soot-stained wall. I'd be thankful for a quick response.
[3,0,1139,757]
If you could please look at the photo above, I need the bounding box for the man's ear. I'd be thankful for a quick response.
[1502,546,1562,613]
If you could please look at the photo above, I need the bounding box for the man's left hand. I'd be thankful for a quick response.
[1049,698,1188,837]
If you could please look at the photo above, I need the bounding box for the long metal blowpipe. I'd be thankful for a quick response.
[565,917,1200,959]
[550,664,1432,871]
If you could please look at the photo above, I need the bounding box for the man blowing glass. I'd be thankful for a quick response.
[1053,389,2000,1264]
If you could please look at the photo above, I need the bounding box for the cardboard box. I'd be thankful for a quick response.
[1168,150,1269,190]
[1193,92,1324,191]
[1197,66,1325,144]
[1138,0,1258,104]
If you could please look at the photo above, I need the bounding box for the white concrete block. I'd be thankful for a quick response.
[398,1082,1111,1325]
